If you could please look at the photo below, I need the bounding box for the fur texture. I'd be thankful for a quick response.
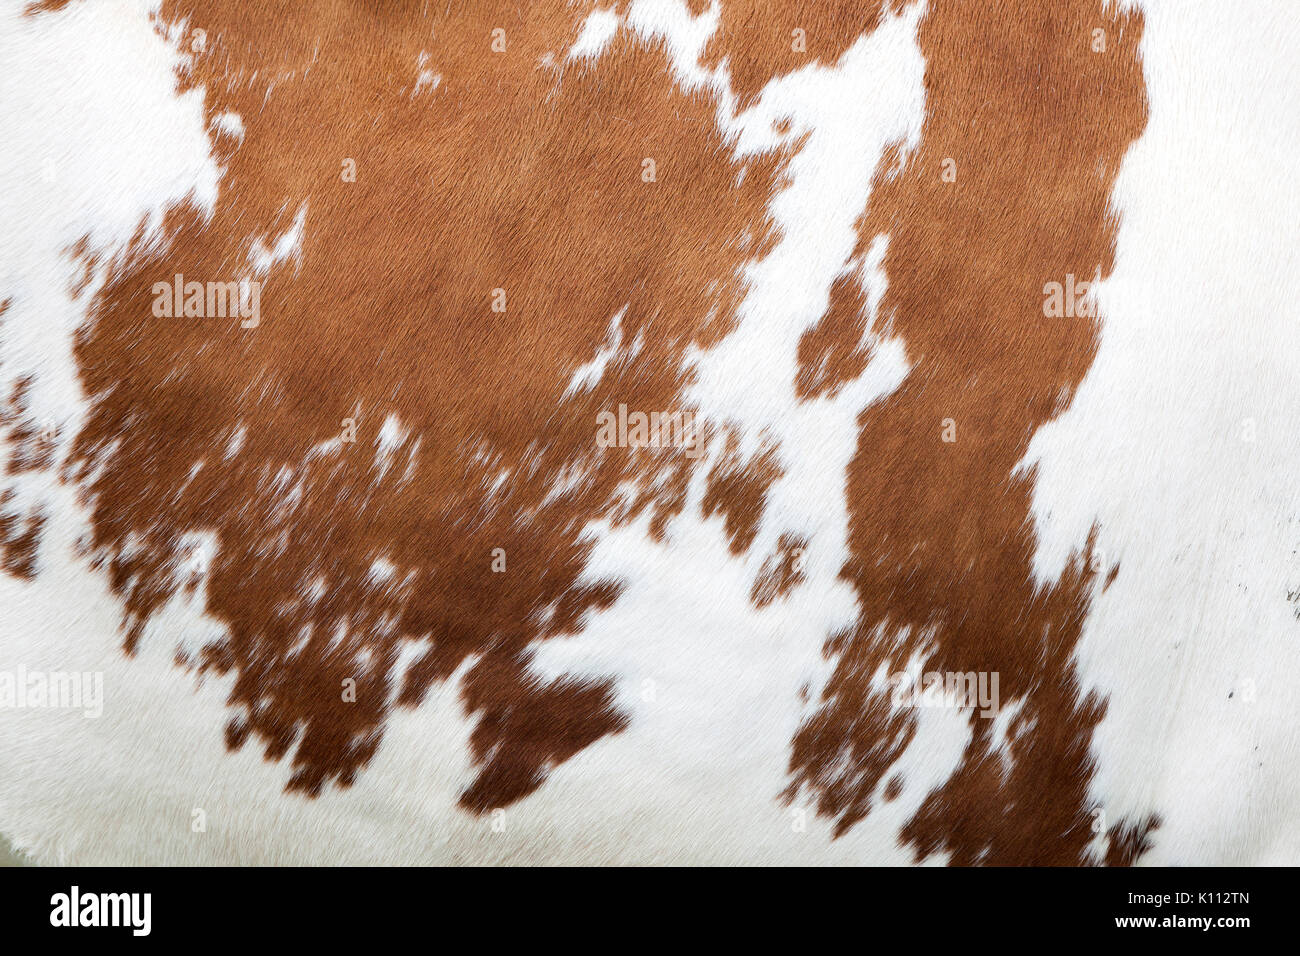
[1,0,1298,865]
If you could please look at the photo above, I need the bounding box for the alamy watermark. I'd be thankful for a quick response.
[596,403,704,458]
[1042,273,1097,318]
[50,886,150,936]
[890,669,1000,718]
[0,665,103,718]
[152,273,261,328]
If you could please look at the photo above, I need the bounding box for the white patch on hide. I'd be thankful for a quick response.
[569,8,620,61]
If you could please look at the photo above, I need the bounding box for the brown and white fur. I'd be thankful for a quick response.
[1,0,1298,865]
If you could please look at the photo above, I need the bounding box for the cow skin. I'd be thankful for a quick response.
[1,0,1298,865]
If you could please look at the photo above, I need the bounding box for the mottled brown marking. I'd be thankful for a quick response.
[702,436,784,554]
[21,0,73,14]
[2,378,57,475]
[0,496,45,580]
[751,532,808,607]
[883,774,903,802]
[796,265,875,401]
[0,371,53,578]
[1104,814,1160,867]
[53,1,787,807]
[785,1,1151,864]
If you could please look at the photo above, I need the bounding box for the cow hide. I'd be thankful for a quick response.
[1,0,1298,865]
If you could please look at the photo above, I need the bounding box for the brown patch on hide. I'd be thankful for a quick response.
[785,1,1151,864]
[702,437,784,554]
[0,373,53,579]
[699,1,907,106]
[751,532,808,607]
[0,496,45,580]
[796,263,876,400]
[796,144,904,403]
[2,378,57,475]
[62,1,787,807]
[882,775,903,802]
[1104,814,1160,867]
[458,651,631,812]
[22,0,74,14]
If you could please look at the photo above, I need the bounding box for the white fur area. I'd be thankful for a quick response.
[568,6,620,61]
[1021,0,1300,864]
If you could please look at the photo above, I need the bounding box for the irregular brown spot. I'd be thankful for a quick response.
[796,142,905,403]
[22,0,74,15]
[882,774,903,802]
[458,651,631,812]
[1104,814,1161,867]
[702,435,784,554]
[786,1,1151,864]
[0,371,54,578]
[796,263,876,401]
[0,494,45,580]
[2,377,57,475]
[751,532,808,607]
[700,1,907,106]
[59,1,789,807]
